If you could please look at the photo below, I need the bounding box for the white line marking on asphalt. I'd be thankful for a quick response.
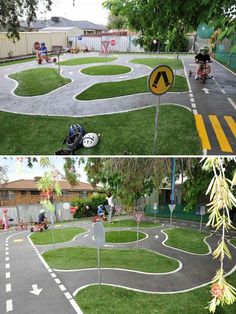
[55,278,61,284]
[6,247,9,251]
[6,252,9,255]
[69,299,83,314]
[189,93,193,97]
[190,98,195,103]
[191,103,196,108]
[227,97,236,110]
[193,109,198,115]
[59,285,66,291]
[6,283,11,292]
[5,257,9,262]
[6,263,10,269]
[220,88,226,94]
[84,234,89,238]
[51,273,57,278]
[65,292,72,300]
[48,268,53,272]
[69,72,73,75]
[6,299,13,312]
[6,272,10,279]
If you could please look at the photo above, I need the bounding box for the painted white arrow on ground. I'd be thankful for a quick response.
[202,88,210,94]
[30,284,43,296]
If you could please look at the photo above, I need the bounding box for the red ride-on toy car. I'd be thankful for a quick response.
[30,219,48,232]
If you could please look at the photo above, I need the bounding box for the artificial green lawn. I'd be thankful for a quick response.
[30,227,86,245]
[104,220,161,228]
[58,57,117,66]
[43,247,179,272]
[9,68,71,96]
[76,75,188,100]
[75,272,236,314]
[165,228,209,254]
[0,57,35,67]
[0,105,202,155]
[105,230,146,243]
[81,65,131,75]
[130,57,183,69]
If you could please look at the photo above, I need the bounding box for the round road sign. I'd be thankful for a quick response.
[34,42,40,50]
[110,39,116,46]
[148,65,174,96]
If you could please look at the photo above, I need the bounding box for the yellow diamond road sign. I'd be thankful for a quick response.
[148,65,174,95]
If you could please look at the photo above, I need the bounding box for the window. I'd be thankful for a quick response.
[5,191,15,200]
[30,191,40,195]
[20,191,26,195]
[79,191,87,198]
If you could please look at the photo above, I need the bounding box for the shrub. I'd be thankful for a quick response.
[71,193,107,219]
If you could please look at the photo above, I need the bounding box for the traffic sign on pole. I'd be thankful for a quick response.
[134,212,143,224]
[148,65,174,96]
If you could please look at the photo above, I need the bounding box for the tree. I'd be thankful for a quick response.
[107,13,127,30]
[103,0,236,50]
[0,0,52,39]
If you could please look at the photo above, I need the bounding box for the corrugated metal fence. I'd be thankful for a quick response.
[0,32,67,59]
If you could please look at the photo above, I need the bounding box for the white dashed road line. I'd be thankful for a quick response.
[6,299,13,312]
[227,97,236,111]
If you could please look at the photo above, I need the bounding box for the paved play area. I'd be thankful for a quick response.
[1,216,236,313]
[0,52,235,154]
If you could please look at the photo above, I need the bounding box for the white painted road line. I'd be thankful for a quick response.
[6,272,10,279]
[220,88,226,94]
[5,257,9,262]
[55,278,61,284]
[69,299,83,314]
[6,283,11,292]
[65,292,73,300]
[59,284,66,291]
[6,263,10,269]
[227,97,236,111]
[193,109,198,115]
[6,299,13,312]
[6,251,9,256]
[51,273,57,278]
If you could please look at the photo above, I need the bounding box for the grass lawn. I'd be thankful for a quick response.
[81,65,131,75]
[105,230,146,243]
[30,227,86,245]
[58,57,117,66]
[43,247,179,272]
[104,220,161,228]
[76,75,188,100]
[0,57,35,67]
[165,228,209,254]
[9,68,71,96]
[75,272,236,314]
[130,57,183,69]
[0,105,202,155]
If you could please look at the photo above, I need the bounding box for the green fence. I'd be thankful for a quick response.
[215,36,236,71]
[145,204,209,223]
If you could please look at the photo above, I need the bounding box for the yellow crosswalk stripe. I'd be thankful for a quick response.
[209,115,233,153]
[195,114,211,150]
[224,116,236,138]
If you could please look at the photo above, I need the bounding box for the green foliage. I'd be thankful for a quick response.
[0,0,52,39]
[103,0,236,44]
[71,193,107,218]
[165,29,189,52]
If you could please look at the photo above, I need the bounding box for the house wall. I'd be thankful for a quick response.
[0,190,93,207]
[0,32,67,59]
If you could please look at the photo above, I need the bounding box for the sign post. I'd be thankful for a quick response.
[94,222,105,289]
[199,205,206,232]
[52,45,63,73]
[134,212,143,250]
[153,202,157,222]
[148,65,174,154]
[168,204,176,228]
[115,206,122,234]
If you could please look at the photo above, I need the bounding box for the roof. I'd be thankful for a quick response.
[0,179,95,192]
[20,17,107,31]
[39,27,77,32]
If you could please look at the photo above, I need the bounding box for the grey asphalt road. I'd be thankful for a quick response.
[182,55,236,155]
[0,217,236,313]
[0,231,81,314]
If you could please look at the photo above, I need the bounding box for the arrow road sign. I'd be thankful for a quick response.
[202,88,210,94]
[30,284,43,296]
